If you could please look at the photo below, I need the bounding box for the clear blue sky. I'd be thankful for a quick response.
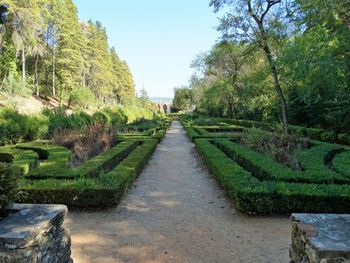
[73,0,222,98]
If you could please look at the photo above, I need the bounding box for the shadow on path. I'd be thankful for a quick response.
[66,121,290,263]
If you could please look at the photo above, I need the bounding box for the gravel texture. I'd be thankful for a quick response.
[66,121,291,263]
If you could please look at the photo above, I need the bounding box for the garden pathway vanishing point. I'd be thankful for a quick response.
[66,121,290,263]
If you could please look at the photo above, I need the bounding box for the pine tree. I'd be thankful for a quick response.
[56,0,86,103]
[110,47,135,100]
[84,20,115,102]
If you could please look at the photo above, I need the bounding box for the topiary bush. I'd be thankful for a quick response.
[0,163,20,218]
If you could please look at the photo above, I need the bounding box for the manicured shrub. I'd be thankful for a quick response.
[215,139,349,184]
[0,147,38,174]
[19,140,158,207]
[305,128,324,141]
[194,115,350,145]
[23,140,138,179]
[192,117,219,126]
[332,151,350,178]
[0,163,20,217]
[16,141,71,176]
[195,139,350,214]
[320,130,337,142]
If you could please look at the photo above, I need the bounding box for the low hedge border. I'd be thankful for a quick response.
[296,142,347,180]
[0,147,38,174]
[22,140,138,180]
[332,150,350,178]
[210,117,350,145]
[116,128,167,143]
[19,139,158,207]
[195,139,350,214]
[214,139,349,184]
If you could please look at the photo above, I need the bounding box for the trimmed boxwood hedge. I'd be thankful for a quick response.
[19,139,158,207]
[0,147,38,174]
[209,116,350,145]
[116,128,167,142]
[333,151,350,178]
[0,117,170,208]
[214,139,350,184]
[195,139,350,214]
[21,140,139,180]
[0,163,20,215]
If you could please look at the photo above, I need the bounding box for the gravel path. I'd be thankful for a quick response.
[66,121,291,263]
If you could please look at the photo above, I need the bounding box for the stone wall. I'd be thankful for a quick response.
[0,204,72,263]
[290,213,350,263]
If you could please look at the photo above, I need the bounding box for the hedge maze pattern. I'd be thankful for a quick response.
[0,120,171,208]
[181,115,350,214]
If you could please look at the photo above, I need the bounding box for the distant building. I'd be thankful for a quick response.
[151,97,172,114]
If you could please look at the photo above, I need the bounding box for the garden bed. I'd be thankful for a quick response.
[181,116,350,214]
[0,119,170,208]
[195,139,350,214]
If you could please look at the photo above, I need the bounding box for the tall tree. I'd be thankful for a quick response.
[56,0,86,103]
[5,0,43,87]
[110,47,135,100]
[139,86,149,107]
[210,0,290,132]
[173,87,192,112]
[84,20,115,102]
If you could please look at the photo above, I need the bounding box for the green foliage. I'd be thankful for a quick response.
[177,0,350,134]
[92,111,111,126]
[121,96,155,123]
[332,151,350,178]
[0,163,20,216]
[195,138,350,214]
[69,87,95,108]
[192,117,219,126]
[172,87,192,112]
[43,109,91,135]
[2,74,33,96]
[19,139,158,207]
[0,147,38,174]
[23,140,138,179]
[100,107,127,126]
[199,115,350,145]
[215,139,349,184]
[0,0,136,108]
[0,108,49,145]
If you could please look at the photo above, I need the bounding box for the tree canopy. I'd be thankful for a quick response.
[176,0,350,133]
[0,0,135,107]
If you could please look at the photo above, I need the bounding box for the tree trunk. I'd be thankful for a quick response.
[262,43,289,133]
[52,48,56,98]
[256,21,289,133]
[22,47,26,86]
[82,67,86,88]
[34,55,39,96]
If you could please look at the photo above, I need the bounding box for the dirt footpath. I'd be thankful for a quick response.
[66,121,291,263]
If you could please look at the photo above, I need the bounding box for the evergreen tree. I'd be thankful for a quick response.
[56,0,85,103]
[110,47,135,99]
[84,21,115,102]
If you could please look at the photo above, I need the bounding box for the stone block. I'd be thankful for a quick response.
[290,213,350,263]
[0,204,72,263]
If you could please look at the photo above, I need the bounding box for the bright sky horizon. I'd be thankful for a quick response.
[73,0,222,98]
